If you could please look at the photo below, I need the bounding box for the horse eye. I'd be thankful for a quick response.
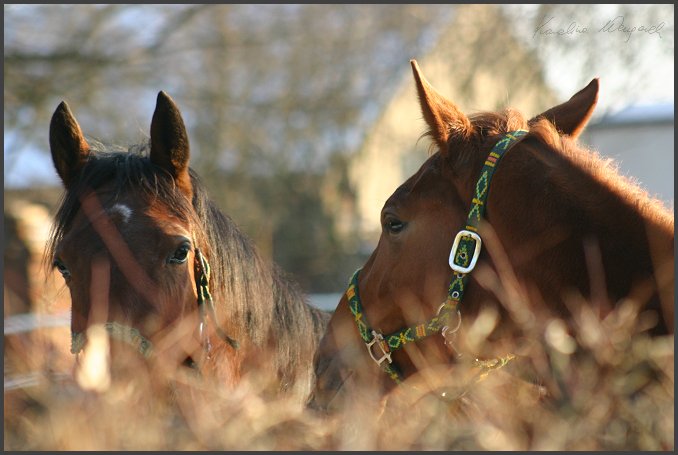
[168,242,191,264]
[53,258,71,279]
[384,218,406,234]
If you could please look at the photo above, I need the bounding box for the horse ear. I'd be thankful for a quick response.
[150,91,192,199]
[531,78,599,139]
[49,101,91,188]
[410,59,472,151]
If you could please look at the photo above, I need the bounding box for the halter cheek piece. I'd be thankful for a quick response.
[347,130,528,384]
[194,248,239,352]
[70,248,238,360]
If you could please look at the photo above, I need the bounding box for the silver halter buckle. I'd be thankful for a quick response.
[449,229,482,274]
[365,330,392,366]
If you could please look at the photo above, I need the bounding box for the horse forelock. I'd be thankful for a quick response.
[46,144,199,267]
[47,143,228,299]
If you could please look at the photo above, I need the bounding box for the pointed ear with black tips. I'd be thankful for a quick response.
[531,78,600,139]
[49,101,91,189]
[411,59,472,152]
[150,91,193,199]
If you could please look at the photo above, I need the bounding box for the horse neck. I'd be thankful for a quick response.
[212,227,324,345]
[205,203,275,345]
[488,138,674,332]
[203,200,329,392]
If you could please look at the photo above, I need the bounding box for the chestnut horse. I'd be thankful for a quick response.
[47,92,330,401]
[311,60,674,411]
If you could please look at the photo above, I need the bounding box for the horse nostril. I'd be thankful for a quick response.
[313,351,332,378]
[311,353,355,413]
[306,390,324,412]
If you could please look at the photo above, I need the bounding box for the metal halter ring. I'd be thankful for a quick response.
[365,330,393,366]
[449,229,482,274]
[438,305,462,337]
[440,308,463,357]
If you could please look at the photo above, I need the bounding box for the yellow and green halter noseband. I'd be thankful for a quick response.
[346,130,528,384]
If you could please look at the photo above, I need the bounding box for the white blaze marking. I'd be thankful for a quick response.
[109,203,133,223]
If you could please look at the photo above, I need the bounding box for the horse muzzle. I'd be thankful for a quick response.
[309,353,351,412]
[309,330,368,412]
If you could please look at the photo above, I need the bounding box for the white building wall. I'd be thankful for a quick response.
[581,115,674,207]
[349,4,558,247]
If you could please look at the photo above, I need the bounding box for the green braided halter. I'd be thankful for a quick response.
[347,130,528,383]
[195,248,239,351]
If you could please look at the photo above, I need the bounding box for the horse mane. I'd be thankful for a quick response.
[451,109,673,332]
[46,141,329,388]
[464,109,673,230]
[530,121,673,230]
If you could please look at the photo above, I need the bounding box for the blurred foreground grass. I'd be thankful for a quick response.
[4,292,673,451]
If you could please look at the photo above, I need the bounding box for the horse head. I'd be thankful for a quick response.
[49,92,224,379]
[311,60,672,412]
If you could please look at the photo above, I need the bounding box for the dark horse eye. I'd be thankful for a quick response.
[384,217,406,234]
[53,258,71,279]
[168,242,192,264]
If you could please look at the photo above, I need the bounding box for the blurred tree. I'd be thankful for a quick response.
[4,4,451,292]
[4,4,671,292]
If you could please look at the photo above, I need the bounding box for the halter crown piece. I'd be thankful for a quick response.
[346,130,528,383]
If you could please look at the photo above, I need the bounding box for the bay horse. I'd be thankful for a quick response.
[310,60,674,412]
[47,92,330,402]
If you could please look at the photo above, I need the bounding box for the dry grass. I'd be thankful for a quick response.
[4,216,674,450]
[4,289,673,451]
